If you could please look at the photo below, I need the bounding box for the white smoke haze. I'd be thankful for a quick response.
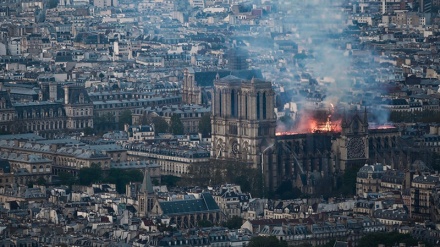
[257,0,394,128]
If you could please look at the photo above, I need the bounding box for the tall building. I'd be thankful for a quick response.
[182,67,201,105]
[137,169,155,217]
[227,48,249,71]
[381,0,405,14]
[420,0,432,12]
[410,174,439,221]
[211,75,276,170]
[335,110,369,172]
[63,84,94,130]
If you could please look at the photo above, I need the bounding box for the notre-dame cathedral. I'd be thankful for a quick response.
[197,73,404,194]
[210,75,277,168]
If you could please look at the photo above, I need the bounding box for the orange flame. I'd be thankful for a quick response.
[276,113,342,135]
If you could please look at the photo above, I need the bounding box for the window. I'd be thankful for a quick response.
[231,89,236,117]
[245,95,248,119]
[263,92,267,119]
[219,92,222,116]
[256,92,260,119]
[229,124,238,135]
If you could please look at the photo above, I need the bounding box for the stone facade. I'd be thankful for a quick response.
[125,143,210,177]
[211,76,276,168]
[410,174,440,221]
[0,82,93,137]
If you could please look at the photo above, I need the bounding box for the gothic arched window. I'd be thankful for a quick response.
[263,92,267,119]
[256,92,260,120]
[219,91,222,117]
[230,89,236,117]
[245,94,248,119]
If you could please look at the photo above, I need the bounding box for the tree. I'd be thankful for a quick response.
[83,127,94,136]
[47,0,58,9]
[94,112,117,132]
[36,177,47,186]
[222,216,243,229]
[119,110,132,130]
[198,114,211,137]
[27,180,34,188]
[139,112,151,125]
[248,236,288,247]
[318,240,336,247]
[77,164,144,193]
[103,168,143,194]
[182,160,263,197]
[99,73,105,81]
[197,219,213,227]
[336,167,358,196]
[58,172,76,187]
[274,180,302,199]
[358,232,427,247]
[151,116,169,134]
[161,175,181,187]
[170,114,184,135]
[78,163,102,186]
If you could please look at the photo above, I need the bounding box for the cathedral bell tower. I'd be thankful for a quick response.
[336,108,369,172]
[182,67,201,105]
[211,75,276,170]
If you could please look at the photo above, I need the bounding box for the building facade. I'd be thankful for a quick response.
[0,82,93,136]
[211,75,276,170]
[410,174,439,221]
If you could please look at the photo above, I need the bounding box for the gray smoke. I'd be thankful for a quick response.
[244,0,393,127]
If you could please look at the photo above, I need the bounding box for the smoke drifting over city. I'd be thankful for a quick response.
[243,0,394,133]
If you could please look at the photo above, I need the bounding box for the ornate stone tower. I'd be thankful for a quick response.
[138,168,155,217]
[211,75,276,171]
[63,84,93,130]
[334,109,369,172]
[182,67,201,105]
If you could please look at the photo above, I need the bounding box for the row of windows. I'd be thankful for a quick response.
[94,98,179,109]
[218,91,270,120]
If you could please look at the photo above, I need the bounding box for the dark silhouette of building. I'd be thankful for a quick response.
[227,47,249,71]
[182,67,262,105]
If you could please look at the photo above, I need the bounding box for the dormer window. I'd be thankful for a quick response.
[79,93,85,104]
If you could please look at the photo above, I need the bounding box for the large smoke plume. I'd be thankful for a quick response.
[241,0,395,133]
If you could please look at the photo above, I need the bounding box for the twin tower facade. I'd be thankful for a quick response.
[210,74,276,169]
[183,68,384,193]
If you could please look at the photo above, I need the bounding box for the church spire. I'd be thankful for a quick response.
[138,167,155,218]
[341,108,348,128]
[140,167,154,194]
